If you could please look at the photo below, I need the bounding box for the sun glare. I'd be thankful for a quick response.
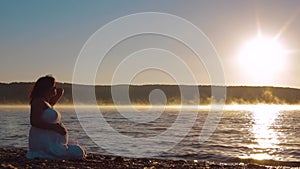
[238,35,287,82]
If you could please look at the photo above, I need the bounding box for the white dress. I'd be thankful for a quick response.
[26,108,86,160]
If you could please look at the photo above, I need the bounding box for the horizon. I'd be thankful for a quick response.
[1,82,300,105]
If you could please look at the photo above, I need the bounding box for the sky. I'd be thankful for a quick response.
[1,0,300,88]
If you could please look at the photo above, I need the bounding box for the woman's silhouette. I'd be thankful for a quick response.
[26,75,86,159]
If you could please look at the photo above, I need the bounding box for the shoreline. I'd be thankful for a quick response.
[1,148,297,169]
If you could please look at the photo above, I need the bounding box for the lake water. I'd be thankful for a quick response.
[0,105,300,166]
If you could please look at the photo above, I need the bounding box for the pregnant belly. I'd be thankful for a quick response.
[29,126,68,151]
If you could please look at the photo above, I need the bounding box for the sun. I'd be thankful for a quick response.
[238,35,287,82]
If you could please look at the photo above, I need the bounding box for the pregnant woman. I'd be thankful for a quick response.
[26,75,86,159]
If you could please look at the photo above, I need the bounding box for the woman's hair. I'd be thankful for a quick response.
[29,75,56,103]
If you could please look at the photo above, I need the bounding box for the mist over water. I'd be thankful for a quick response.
[0,104,299,165]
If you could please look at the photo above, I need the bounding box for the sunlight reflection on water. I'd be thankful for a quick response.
[240,105,283,160]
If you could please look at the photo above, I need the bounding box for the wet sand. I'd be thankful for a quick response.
[0,147,281,169]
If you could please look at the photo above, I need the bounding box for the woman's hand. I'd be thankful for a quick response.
[56,88,64,96]
[49,88,64,106]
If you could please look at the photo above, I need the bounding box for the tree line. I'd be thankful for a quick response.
[0,82,299,104]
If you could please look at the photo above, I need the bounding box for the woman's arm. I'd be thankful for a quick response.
[49,88,64,106]
[31,119,67,135]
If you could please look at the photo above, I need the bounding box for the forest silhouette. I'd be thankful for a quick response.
[0,82,299,105]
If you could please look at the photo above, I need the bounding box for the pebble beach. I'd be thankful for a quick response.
[0,147,285,169]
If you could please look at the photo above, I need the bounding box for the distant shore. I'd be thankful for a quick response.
[0,147,272,169]
[1,82,300,105]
